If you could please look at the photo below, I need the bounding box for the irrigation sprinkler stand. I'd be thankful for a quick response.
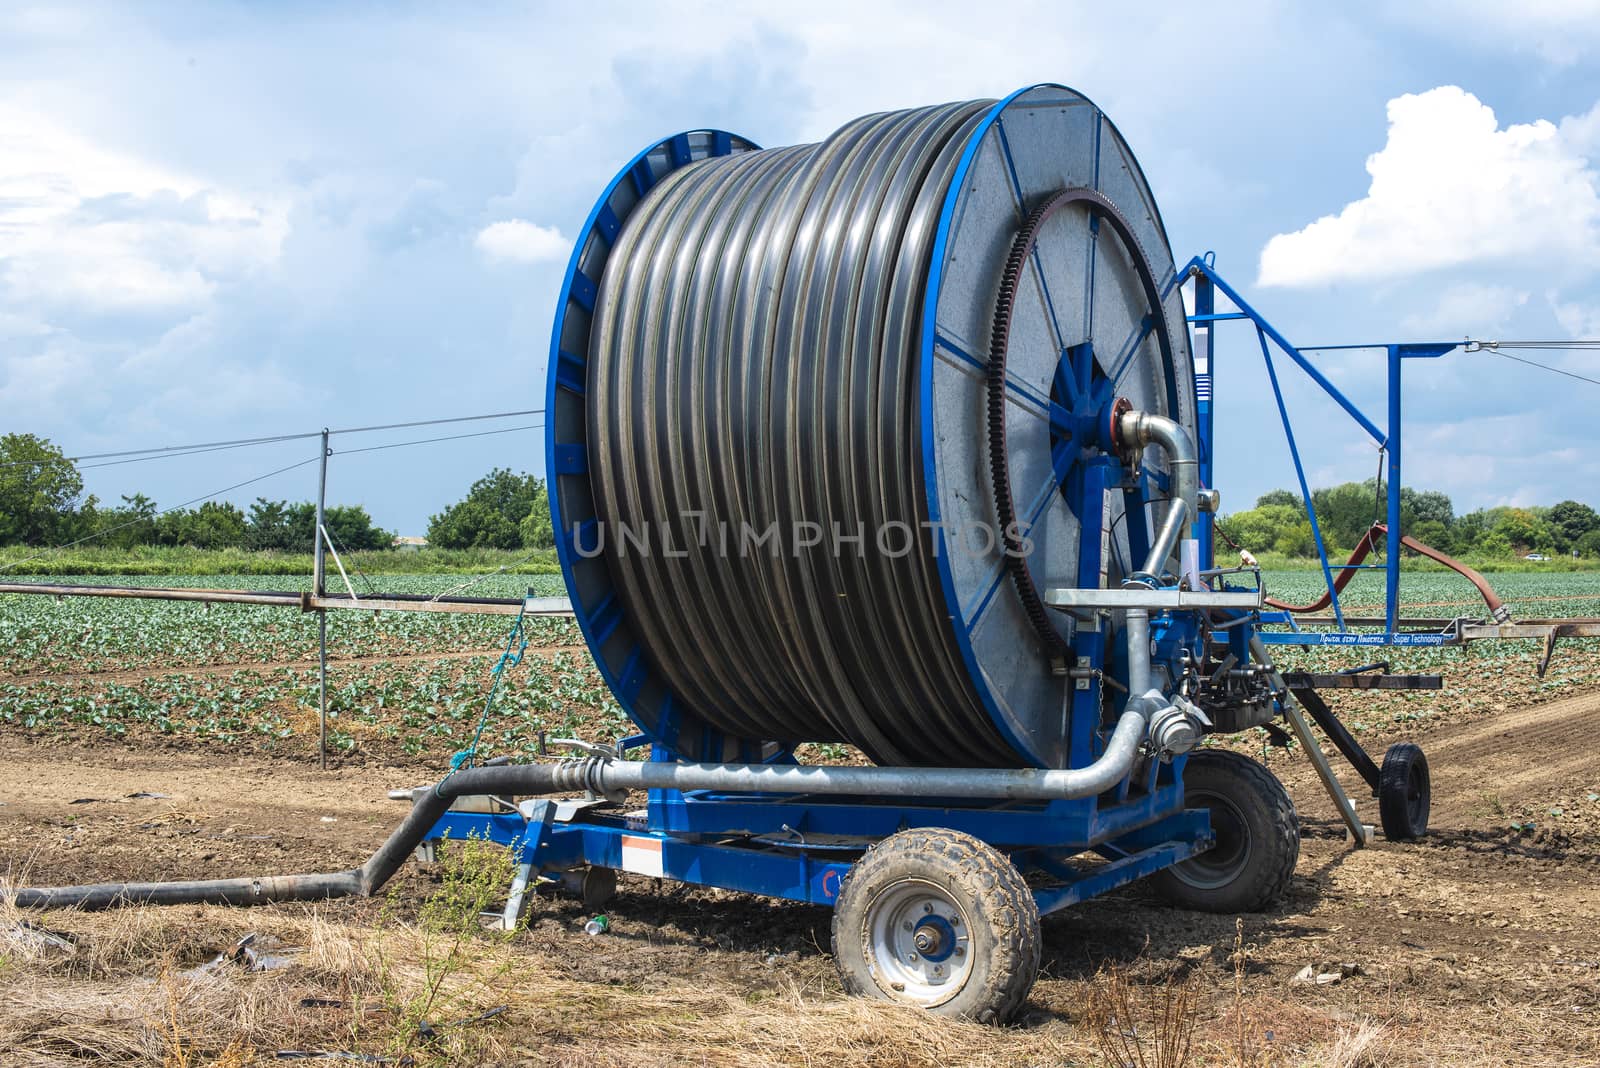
[315,427,330,771]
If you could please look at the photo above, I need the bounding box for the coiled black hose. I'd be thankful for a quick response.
[588,101,1019,768]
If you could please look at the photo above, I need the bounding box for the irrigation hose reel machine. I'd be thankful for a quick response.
[6,83,1447,1026]
[532,84,1342,1021]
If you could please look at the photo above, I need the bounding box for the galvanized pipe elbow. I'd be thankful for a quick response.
[1117,409,1199,529]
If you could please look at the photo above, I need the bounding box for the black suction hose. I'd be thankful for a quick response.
[4,763,581,911]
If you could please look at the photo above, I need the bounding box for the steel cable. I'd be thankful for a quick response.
[587,102,1020,767]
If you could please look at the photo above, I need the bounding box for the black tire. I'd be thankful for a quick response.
[580,866,617,912]
[1152,750,1299,913]
[1378,743,1430,840]
[831,828,1040,1024]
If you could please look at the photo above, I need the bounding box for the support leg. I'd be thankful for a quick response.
[484,861,536,932]
[1281,692,1371,847]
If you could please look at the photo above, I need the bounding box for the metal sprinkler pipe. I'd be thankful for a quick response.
[1118,409,1199,576]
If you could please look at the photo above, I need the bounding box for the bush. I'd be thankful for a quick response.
[428,469,553,551]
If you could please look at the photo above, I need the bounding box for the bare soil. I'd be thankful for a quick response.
[3,686,1599,1064]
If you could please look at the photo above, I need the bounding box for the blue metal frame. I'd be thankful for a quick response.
[426,775,1212,918]
[1180,257,1459,646]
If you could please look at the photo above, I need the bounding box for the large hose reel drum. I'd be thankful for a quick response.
[547,84,1194,771]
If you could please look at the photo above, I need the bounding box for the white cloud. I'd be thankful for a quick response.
[1391,1,1600,66]
[0,102,287,315]
[1400,283,1528,336]
[1550,293,1600,337]
[1258,87,1600,288]
[474,219,569,264]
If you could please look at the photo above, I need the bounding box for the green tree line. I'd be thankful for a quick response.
[0,432,556,553]
[1219,479,1600,560]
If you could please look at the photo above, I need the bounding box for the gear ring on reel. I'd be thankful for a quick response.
[985,187,1179,674]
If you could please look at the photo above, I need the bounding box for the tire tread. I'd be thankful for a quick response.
[1152,750,1299,913]
[831,828,1040,1023]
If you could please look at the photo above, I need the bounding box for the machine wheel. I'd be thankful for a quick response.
[1378,743,1430,840]
[831,828,1040,1023]
[1153,750,1299,913]
[580,866,617,912]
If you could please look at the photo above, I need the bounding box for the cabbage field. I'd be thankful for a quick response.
[1,568,1597,764]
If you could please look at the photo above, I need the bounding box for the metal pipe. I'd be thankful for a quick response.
[592,705,1155,801]
[1118,409,1199,546]
[1139,498,1190,580]
[6,722,1169,912]
[1126,607,1152,698]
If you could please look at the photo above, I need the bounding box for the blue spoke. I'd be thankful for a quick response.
[1054,351,1080,407]
[935,332,1057,420]
[964,451,1076,631]
[1031,248,1066,353]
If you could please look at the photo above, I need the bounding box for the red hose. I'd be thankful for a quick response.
[1262,522,1508,620]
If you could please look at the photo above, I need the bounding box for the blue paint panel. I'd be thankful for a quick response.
[1048,401,1074,437]
[568,271,597,312]
[595,204,622,243]
[552,443,588,474]
[630,157,655,197]
[712,130,731,156]
[617,645,648,701]
[555,349,586,394]
[669,133,692,168]
[1055,342,1081,406]
[645,788,1184,849]
[588,591,622,643]
[656,692,681,747]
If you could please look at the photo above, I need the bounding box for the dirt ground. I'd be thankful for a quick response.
[3,680,1599,1064]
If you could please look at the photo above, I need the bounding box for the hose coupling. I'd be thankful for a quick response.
[1146,693,1212,761]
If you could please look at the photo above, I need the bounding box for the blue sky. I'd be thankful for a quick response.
[3,2,1598,536]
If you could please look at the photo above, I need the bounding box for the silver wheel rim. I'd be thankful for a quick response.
[865,879,974,1006]
[1173,789,1253,890]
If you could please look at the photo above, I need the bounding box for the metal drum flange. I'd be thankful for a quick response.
[546,130,762,764]
[922,84,1194,767]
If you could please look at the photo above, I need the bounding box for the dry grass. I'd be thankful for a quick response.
[1315,1018,1393,1068]
[0,889,1580,1068]
[0,901,1094,1068]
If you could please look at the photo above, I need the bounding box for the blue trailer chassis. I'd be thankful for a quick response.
[424,757,1212,917]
